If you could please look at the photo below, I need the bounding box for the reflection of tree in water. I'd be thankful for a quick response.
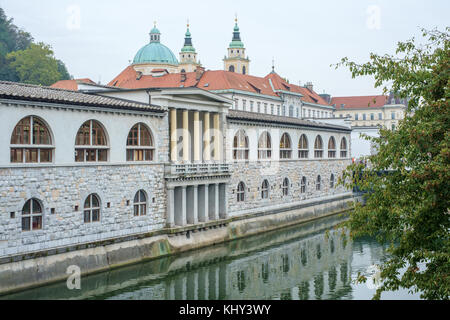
[316,244,322,260]
[328,266,337,293]
[280,290,292,300]
[301,248,307,266]
[340,262,348,284]
[298,281,310,300]
[261,262,269,283]
[282,254,290,273]
[330,239,335,254]
[237,270,246,293]
[314,274,324,300]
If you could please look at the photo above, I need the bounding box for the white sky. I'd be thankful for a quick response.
[1,0,448,96]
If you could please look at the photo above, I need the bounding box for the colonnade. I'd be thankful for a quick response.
[167,182,227,227]
[170,108,223,163]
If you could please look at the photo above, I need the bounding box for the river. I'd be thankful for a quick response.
[1,213,421,300]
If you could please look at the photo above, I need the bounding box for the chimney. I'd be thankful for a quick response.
[180,70,186,82]
[305,81,313,92]
[195,66,205,80]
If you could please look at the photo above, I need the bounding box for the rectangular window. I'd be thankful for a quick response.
[257,102,261,113]
[234,99,239,110]
[370,113,374,120]
[250,101,254,112]
[277,106,280,116]
[242,100,247,111]
[271,104,274,114]
[264,103,268,113]
[379,113,382,120]
[363,114,366,120]
[355,114,359,120]
[391,112,395,120]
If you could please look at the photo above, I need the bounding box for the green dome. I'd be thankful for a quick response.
[133,42,179,65]
[133,26,179,65]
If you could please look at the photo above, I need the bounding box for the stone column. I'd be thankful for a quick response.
[214,183,220,220]
[213,113,221,161]
[183,109,189,162]
[167,187,175,227]
[181,186,187,226]
[203,112,210,162]
[193,111,200,162]
[170,108,177,162]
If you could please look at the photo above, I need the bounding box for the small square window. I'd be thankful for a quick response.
[126,200,130,206]
[51,208,55,215]
[152,198,155,203]
[10,212,15,219]
[107,202,111,208]
[75,205,79,211]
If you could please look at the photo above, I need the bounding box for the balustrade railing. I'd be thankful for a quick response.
[171,163,230,175]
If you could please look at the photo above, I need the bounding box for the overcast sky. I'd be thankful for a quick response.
[1,0,448,96]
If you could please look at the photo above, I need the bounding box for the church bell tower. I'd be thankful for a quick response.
[223,17,250,75]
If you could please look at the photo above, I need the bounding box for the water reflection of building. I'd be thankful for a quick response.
[108,228,353,300]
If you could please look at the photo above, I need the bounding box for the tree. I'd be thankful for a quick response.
[335,28,449,300]
[0,7,33,81]
[6,42,63,86]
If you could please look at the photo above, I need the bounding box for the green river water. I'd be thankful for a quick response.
[1,213,421,300]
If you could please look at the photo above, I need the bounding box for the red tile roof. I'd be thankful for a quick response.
[331,95,389,109]
[265,72,330,105]
[50,78,96,91]
[107,66,331,106]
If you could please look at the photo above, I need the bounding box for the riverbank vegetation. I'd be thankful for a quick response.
[336,28,449,300]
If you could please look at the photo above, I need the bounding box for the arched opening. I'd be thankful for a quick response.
[301,176,307,193]
[316,175,321,191]
[258,131,272,159]
[328,136,336,158]
[133,190,147,216]
[229,65,235,72]
[233,129,249,160]
[261,179,269,199]
[340,137,348,158]
[282,177,289,196]
[126,123,154,161]
[75,120,108,162]
[83,194,101,223]
[280,133,292,159]
[314,135,323,158]
[242,66,246,75]
[237,182,245,202]
[10,116,53,163]
[21,198,43,231]
[298,134,309,158]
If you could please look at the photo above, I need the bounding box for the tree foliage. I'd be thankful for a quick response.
[335,28,450,300]
[7,42,64,86]
[0,7,71,84]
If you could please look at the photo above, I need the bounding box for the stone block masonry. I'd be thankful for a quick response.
[0,164,166,257]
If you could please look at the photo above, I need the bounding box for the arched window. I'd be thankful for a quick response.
[237,182,245,202]
[233,129,249,160]
[298,134,309,158]
[242,66,246,75]
[83,194,100,223]
[301,176,307,193]
[279,133,292,159]
[289,105,294,117]
[316,175,321,191]
[229,65,235,72]
[10,116,53,163]
[180,69,186,73]
[328,136,336,158]
[340,137,348,158]
[261,179,269,199]
[126,123,154,161]
[258,131,272,159]
[133,190,147,216]
[330,174,335,188]
[75,120,108,162]
[282,178,289,196]
[22,198,42,231]
[314,135,323,158]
